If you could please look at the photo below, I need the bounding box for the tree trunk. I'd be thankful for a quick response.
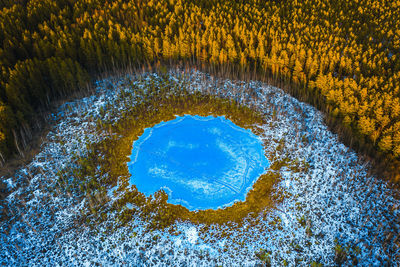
[12,129,24,158]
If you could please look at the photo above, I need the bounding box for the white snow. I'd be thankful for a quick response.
[186,227,198,244]
[0,69,398,265]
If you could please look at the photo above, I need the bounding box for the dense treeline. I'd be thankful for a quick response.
[0,0,399,175]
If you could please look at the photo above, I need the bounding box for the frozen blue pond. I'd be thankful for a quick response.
[128,115,269,211]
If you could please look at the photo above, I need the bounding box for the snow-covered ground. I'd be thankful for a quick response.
[0,70,399,265]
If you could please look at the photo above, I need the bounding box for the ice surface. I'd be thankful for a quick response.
[2,70,399,265]
[128,115,269,210]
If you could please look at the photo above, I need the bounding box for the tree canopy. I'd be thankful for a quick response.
[0,0,399,172]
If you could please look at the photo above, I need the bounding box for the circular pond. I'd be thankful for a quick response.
[128,115,269,210]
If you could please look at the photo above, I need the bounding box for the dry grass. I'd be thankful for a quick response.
[80,89,282,228]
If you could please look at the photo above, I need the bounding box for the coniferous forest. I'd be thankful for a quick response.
[1,1,400,265]
[0,0,400,180]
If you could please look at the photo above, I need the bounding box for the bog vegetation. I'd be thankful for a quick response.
[72,80,282,228]
[0,0,399,179]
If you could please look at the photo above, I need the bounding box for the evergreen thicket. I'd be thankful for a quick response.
[0,0,399,177]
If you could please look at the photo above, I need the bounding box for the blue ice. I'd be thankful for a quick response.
[128,115,269,211]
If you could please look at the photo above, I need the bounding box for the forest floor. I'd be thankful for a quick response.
[0,69,399,265]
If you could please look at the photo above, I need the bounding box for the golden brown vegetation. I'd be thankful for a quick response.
[0,0,399,180]
[77,83,282,228]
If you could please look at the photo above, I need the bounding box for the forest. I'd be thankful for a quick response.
[0,0,399,180]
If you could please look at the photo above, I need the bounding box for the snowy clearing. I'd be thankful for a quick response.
[0,70,399,265]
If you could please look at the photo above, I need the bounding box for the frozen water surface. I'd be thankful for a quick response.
[3,72,399,265]
[128,115,269,210]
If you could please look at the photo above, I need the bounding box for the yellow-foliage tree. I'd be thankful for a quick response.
[0,0,399,165]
